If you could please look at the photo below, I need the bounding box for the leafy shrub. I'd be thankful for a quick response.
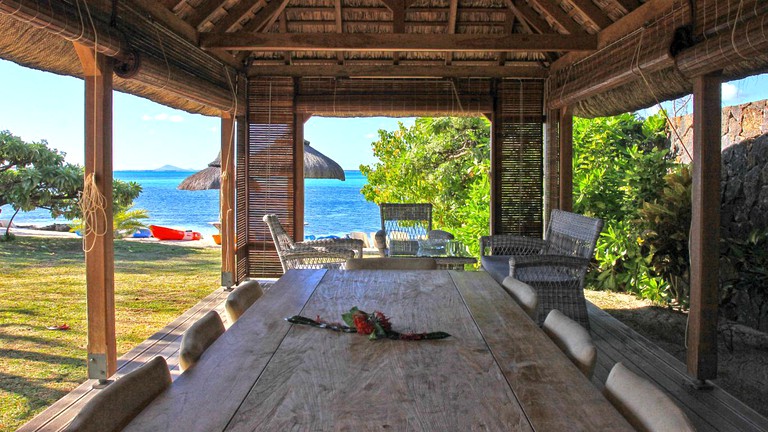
[637,165,692,308]
[361,117,491,256]
[721,229,768,330]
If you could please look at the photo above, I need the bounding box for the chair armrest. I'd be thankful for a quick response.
[281,247,354,270]
[509,255,591,281]
[480,235,547,256]
[298,238,364,258]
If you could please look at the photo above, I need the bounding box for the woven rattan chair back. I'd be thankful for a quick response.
[64,356,171,432]
[380,203,432,255]
[544,209,604,259]
[262,213,297,257]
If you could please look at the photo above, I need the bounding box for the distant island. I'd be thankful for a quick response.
[153,164,192,172]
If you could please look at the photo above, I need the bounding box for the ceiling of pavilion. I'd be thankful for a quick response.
[164,0,639,78]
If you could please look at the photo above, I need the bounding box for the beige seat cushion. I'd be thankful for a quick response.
[502,277,538,321]
[225,280,264,324]
[64,356,171,432]
[345,257,437,270]
[542,309,597,379]
[604,362,696,432]
[179,310,225,371]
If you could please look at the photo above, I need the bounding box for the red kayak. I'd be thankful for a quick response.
[149,225,202,241]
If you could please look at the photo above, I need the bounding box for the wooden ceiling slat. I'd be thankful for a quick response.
[526,0,585,34]
[201,32,598,52]
[567,0,612,29]
[186,0,225,28]
[334,0,344,64]
[210,0,265,33]
[247,64,548,77]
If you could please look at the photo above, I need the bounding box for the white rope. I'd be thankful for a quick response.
[731,0,751,60]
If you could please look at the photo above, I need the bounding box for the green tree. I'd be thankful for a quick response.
[360,117,491,255]
[1,130,142,236]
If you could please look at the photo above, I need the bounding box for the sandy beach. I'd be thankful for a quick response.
[5,226,221,248]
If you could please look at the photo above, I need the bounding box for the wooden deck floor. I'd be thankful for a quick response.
[588,302,768,432]
[18,281,275,432]
[18,281,768,432]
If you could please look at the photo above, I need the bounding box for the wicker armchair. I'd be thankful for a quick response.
[375,203,434,256]
[480,210,603,329]
[262,214,364,272]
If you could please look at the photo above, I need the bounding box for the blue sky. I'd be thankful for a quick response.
[1,58,766,170]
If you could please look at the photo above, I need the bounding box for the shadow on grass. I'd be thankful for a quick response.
[0,348,83,368]
[0,237,214,266]
[0,371,71,421]
[0,329,67,349]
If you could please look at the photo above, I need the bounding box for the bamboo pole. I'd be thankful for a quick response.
[220,113,236,289]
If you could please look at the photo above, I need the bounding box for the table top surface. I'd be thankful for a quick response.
[125,269,632,432]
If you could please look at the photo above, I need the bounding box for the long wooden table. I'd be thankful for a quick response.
[124,270,633,431]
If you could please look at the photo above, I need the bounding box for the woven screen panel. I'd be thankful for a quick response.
[493,80,544,237]
[295,78,493,116]
[236,116,249,283]
[247,77,297,278]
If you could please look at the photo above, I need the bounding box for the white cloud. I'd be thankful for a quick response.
[365,132,376,139]
[722,83,739,102]
[141,114,152,121]
[154,113,169,121]
[169,115,184,123]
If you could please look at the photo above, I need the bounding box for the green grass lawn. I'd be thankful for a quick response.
[0,236,220,431]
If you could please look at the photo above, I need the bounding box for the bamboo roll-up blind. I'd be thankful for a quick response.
[492,80,545,237]
[247,77,297,277]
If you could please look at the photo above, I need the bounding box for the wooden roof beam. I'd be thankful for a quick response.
[201,32,597,52]
[210,0,265,33]
[567,0,612,29]
[526,0,584,34]
[613,0,642,14]
[247,64,549,78]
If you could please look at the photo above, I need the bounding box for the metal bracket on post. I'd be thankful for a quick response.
[88,353,113,388]
[221,271,234,291]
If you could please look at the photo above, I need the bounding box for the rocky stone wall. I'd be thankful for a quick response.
[670,99,768,165]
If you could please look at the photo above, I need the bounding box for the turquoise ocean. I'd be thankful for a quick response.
[1,170,381,238]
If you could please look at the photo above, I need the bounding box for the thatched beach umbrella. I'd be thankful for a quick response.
[178,140,344,191]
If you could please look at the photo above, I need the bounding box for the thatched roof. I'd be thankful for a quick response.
[1,1,767,117]
[304,141,346,181]
[178,142,343,190]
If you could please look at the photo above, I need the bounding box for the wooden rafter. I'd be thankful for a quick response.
[210,0,265,33]
[526,0,584,34]
[506,0,556,34]
[202,32,597,51]
[240,0,293,32]
[279,12,291,64]
[335,0,344,64]
[567,0,612,29]
[247,64,548,78]
[498,9,514,65]
[613,0,641,14]
[445,0,459,65]
[186,0,224,28]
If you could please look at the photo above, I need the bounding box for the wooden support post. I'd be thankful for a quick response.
[489,81,501,235]
[75,42,116,381]
[294,114,306,242]
[544,108,561,231]
[559,107,573,212]
[687,73,721,382]
[220,113,236,289]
